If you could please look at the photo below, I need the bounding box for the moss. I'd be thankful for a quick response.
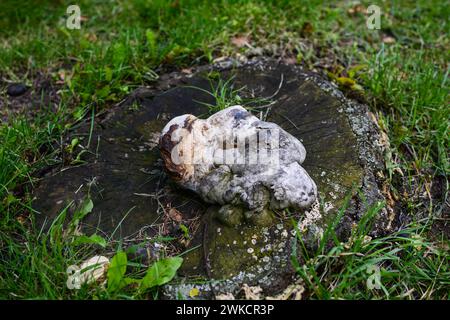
[180,206,291,279]
[244,207,276,227]
[214,205,245,227]
[136,119,165,140]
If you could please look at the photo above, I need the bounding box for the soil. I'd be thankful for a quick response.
[0,72,62,122]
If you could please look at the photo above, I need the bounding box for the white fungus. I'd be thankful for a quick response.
[159,105,317,214]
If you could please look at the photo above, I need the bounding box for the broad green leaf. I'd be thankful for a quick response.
[107,251,128,292]
[124,277,141,286]
[70,198,93,229]
[72,234,107,248]
[78,198,94,218]
[140,257,183,290]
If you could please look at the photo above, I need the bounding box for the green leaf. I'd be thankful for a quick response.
[58,26,71,39]
[107,251,128,292]
[336,76,356,88]
[96,85,111,99]
[70,198,94,229]
[179,224,189,238]
[71,137,79,148]
[124,277,141,286]
[66,138,79,153]
[348,64,367,78]
[72,234,107,248]
[79,37,91,50]
[146,29,157,58]
[351,83,364,92]
[5,193,17,206]
[104,67,113,82]
[79,198,94,218]
[140,257,183,290]
[112,43,126,66]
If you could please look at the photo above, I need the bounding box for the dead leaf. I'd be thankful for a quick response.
[168,207,183,222]
[170,0,180,9]
[378,130,390,150]
[242,283,263,300]
[16,215,26,225]
[382,36,396,44]
[58,70,66,81]
[231,35,250,48]
[179,237,191,247]
[362,235,372,245]
[216,292,235,300]
[212,56,228,63]
[85,33,97,42]
[348,4,366,15]
[300,22,314,37]
[283,56,297,65]
[368,111,379,127]
[266,281,305,300]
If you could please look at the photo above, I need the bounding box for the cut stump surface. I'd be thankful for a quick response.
[33,59,388,298]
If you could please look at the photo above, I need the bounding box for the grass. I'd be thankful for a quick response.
[188,75,246,114]
[292,198,449,299]
[188,73,276,116]
[0,0,448,299]
[1,197,185,299]
[366,47,449,176]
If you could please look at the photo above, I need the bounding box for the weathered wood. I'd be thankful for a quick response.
[32,59,387,298]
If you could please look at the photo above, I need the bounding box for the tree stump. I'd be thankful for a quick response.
[32,59,389,298]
